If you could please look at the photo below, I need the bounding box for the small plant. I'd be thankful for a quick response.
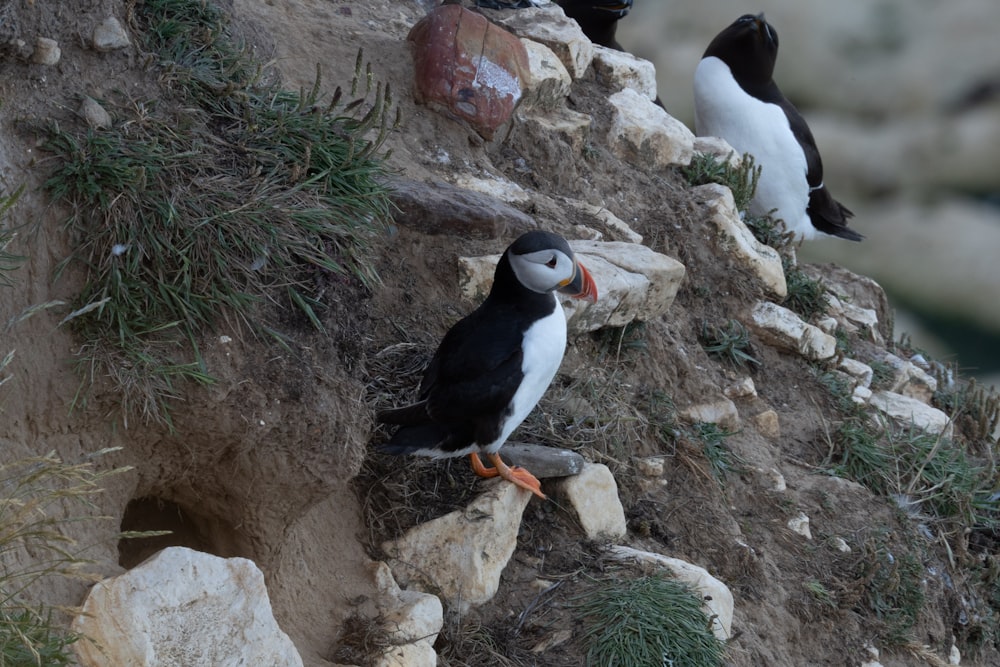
[816,369,859,415]
[699,319,760,369]
[574,574,726,667]
[869,359,896,391]
[743,211,788,249]
[682,151,760,214]
[44,0,397,424]
[0,446,137,665]
[782,258,828,320]
[804,579,837,608]
[0,185,26,288]
[934,374,1000,445]
[643,389,684,447]
[594,321,647,361]
[855,540,925,648]
[693,422,741,485]
[824,416,894,495]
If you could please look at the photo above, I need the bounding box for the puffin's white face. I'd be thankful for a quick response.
[509,248,576,294]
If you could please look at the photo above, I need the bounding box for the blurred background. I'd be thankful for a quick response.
[616,0,1000,387]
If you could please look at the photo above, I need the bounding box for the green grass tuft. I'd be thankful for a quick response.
[692,422,742,485]
[782,259,828,321]
[0,185,26,288]
[682,152,760,214]
[43,0,397,424]
[856,539,925,648]
[574,574,726,667]
[699,319,759,369]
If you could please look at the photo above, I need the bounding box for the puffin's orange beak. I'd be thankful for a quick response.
[558,259,598,303]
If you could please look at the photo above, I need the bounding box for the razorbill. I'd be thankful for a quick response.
[694,13,862,242]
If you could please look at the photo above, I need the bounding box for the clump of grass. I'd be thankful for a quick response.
[855,539,925,649]
[682,151,760,214]
[934,373,1000,445]
[816,369,859,415]
[782,258,828,320]
[824,416,895,496]
[594,321,648,362]
[0,185,26,288]
[692,422,741,485]
[743,211,788,249]
[825,415,1000,538]
[574,574,726,667]
[43,0,397,425]
[869,358,896,391]
[804,579,837,608]
[0,445,138,665]
[699,319,759,369]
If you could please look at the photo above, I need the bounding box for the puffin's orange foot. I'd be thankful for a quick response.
[469,452,499,478]
[468,452,546,499]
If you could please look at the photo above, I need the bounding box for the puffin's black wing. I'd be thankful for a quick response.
[377,300,529,454]
[420,302,527,420]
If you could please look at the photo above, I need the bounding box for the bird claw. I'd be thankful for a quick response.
[468,453,546,499]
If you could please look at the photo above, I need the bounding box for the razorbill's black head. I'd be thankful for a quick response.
[694,13,862,242]
[377,231,598,499]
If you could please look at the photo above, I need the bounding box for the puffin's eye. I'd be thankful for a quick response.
[545,255,558,268]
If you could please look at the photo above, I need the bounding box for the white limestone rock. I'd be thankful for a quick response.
[607,88,695,168]
[839,357,874,388]
[609,545,734,641]
[519,107,593,156]
[635,456,665,477]
[752,409,781,440]
[681,398,740,430]
[561,199,642,243]
[31,37,60,65]
[591,44,658,101]
[93,16,131,51]
[80,97,112,130]
[868,390,953,437]
[724,377,757,399]
[750,301,837,361]
[566,239,686,331]
[370,562,443,667]
[491,5,594,79]
[450,173,531,204]
[693,184,787,299]
[824,292,882,343]
[553,462,627,540]
[692,137,740,166]
[382,480,531,613]
[458,240,685,334]
[72,547,303,667]
[521,38,572,110]
[787,512,812,539]
[880,352,938,404]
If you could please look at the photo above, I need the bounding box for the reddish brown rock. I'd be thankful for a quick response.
[408,4,529,139]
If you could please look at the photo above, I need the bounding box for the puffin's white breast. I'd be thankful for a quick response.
[694,56,814,240]
[485,296,566,453]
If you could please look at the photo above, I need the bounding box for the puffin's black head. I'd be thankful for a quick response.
[703,13,779,87]
[557,1,633,49]
[502,231,598,302]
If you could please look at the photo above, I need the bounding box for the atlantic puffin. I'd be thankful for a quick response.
[377,231,598,499]
[693,13,862,242]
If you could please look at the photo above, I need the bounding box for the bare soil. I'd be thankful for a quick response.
[2,2,998,666]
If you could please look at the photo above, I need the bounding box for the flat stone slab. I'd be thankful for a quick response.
[500,442,586,478]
